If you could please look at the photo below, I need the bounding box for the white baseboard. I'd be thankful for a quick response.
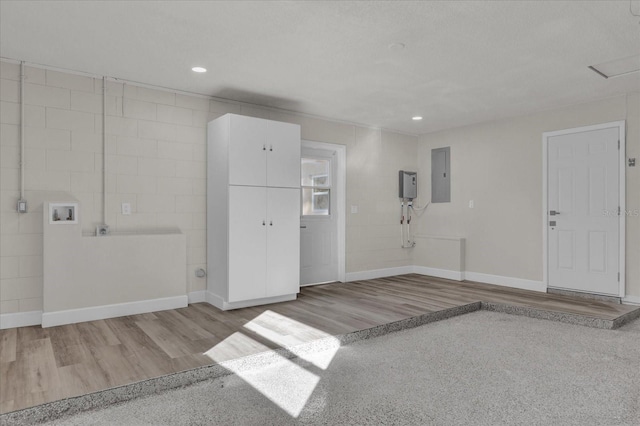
[188,291,206,303]
[345,266,414,282]
[41,295,188,328]
[622,295,640,305]
[0,310,43,329]
[205,291,225,309]
[205,291,296,310]
[345,266,544,293]
[464,271,545,293]
[412,266,464,281]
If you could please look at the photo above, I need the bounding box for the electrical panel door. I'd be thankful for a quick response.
[431,147,450,203]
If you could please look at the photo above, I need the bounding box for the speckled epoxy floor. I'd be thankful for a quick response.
[35,311,640,426]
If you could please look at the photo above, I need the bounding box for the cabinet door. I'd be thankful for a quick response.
[228,186,267,302]
[266,188,300,297]
[266,120,300,188]
[229,115,267,186]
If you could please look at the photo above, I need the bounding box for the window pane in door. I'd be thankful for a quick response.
[302,188,330,215]
[301,159,330,187]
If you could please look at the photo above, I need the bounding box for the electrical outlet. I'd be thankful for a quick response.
[121,203,131,215]
[351,205,358,214]
[469,200,474,208]
[96,225,110,236]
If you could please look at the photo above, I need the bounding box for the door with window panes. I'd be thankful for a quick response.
[300,149,339,285]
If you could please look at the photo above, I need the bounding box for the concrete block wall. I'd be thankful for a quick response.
[0,60,420,317]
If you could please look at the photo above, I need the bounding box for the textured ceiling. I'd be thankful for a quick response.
[1,1,639,134]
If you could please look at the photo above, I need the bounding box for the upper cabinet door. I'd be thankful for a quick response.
[229,115,267,186]
[266,120,301,188]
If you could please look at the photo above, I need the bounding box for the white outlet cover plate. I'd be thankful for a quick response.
[121,203,131,215]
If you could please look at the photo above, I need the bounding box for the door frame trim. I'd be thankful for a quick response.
[542,120,626,297]
[301,139,347,283]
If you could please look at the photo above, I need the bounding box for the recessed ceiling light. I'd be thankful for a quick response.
[192,67,207,73]
[412,116,423,121]
[388,43,405,50]
[589,55,640,79]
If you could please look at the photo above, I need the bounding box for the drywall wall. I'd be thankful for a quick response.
[416,93,640,300]
[0,59,419,318]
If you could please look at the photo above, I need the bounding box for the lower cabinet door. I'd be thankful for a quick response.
[266,188,301,297]
[228,186,267,302]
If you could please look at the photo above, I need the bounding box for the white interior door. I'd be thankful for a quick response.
[229,114,266,186]
[300,148,339,285]
[266,187,300,297]
[228,185,267,302]
[266,120,301,188]
[547,127,620,295]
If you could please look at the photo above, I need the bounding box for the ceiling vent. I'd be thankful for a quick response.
[589,54,640,79]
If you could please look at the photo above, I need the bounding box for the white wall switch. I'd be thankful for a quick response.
[469,200,474,208]
[351,205,358,214]
[121,202,131,215]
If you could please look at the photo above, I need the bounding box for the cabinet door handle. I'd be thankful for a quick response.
[262,220,266,226]
[269,220,273,226]
[263,144,266,151]
[269,145,273,152]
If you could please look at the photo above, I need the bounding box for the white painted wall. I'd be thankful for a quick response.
[416,93,640,300]
[42,196,187,326]
[0,60,419,317]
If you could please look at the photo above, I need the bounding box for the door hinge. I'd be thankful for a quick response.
[618,206,621,216]
[618,272,620,282]
[618,139,620,149]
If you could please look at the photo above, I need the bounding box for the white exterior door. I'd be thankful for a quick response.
[266,120,301,188]
[228,186,267,302]
[547,126,620,295]
[300,148,339,285]
[229,114,266,186]
[266,188,300,297]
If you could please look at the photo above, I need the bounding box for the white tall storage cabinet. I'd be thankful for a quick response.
[207,114,301,310]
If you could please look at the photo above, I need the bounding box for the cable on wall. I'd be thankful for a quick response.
[102,77,108,227]
[17,61,27,213]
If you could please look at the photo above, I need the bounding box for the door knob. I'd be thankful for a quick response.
[300,225,307,228]
[549,210,560,215]
[270,221,273,226]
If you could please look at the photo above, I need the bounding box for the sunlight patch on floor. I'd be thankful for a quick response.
[204,330,321,417]
[203,331,271,362]
[243,310,340,370]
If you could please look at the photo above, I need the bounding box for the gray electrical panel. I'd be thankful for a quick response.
[431,147,450,203]
[399,170,417,200]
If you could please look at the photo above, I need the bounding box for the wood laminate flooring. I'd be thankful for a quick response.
[1,274,638,414]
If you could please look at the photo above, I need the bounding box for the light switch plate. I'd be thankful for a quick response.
[469,200,474,208]
[121,203,131,215]
[351,205,358,214]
